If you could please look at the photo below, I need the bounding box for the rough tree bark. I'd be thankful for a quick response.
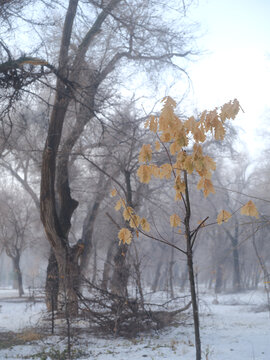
[40,0,122,313]
[40,0,81,314]
[45,249,59,311]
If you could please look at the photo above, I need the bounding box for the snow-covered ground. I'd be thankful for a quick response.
[0,288,269,359]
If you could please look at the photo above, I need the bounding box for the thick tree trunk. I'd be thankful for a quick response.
[40,0,124,313]
[56,250,80,314]
[40,0,80,313]
[45,249,59,311]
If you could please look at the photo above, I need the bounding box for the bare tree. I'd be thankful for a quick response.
[38,0,195,313]
[0,190,34,296]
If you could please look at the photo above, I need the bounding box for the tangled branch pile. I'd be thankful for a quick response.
[78,279,191,337]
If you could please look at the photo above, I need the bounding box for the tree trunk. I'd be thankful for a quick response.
[169,245,175,298]
[133,243,144,306]
[224,223,242,292]
[56,250,81,314]
[40,0,80,313]
[12,261,18,290]
[110,169,134,297]
[186,244,201,360]
[45,249,59,311]
[91,239,97,284]
[80,173,109,277]
[152,257,162,292]
[231,225,241,292]
[215,263,224,294]
[184,170,201,360]
[12,256,24,297]
[101,238,115,290]
[40,0,131,313]
[180,264,188,291]
[110,243,129,297]
[232,241,241,292]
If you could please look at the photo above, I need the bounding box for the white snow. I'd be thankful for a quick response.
[0,288,269,359]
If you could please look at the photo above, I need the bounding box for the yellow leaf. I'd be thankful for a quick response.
[183,156,194,174]
[129,214,141,228]
[170,141,181,155]
[123,206,134,221]
[155,141,161,151]
[174,191,182,201]
[240,201,259,218]
[193,124,206,143]
[204,109,218,132]
[144,118,150,129]
[197,178,215,197]
[160,132,171,142]
[192,144,203,159]
[118,228,132,245]
[203,156,216,172]
[170,214,181,227]
[176,150,187,164]
[161,96,177,108]
[149,116,158,132]
[174,130,188,148]
[137,165,152,183]
[174,174,185,192]
[159,163,172,179]
[139,144,152,163]
[184,116,196,132]
[150,164,160,178]
[217,210,232,225]
[115,199,122,211]
[211,118,225,140]
[220,99,240,121]
[140,218,150,232]
[111,188,117,197]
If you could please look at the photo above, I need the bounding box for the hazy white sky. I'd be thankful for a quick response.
[185,0,270,157]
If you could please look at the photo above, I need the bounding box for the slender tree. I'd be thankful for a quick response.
[111,96,259,360]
